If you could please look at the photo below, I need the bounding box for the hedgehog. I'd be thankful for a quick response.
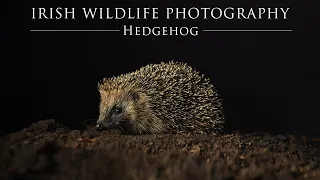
[96,61,224,134]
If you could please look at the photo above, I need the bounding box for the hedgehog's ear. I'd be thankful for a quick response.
[130,91,139,101]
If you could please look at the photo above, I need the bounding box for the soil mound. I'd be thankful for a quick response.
[1,120,319,180]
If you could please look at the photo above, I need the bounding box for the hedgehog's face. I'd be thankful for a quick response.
[96,89,140,134]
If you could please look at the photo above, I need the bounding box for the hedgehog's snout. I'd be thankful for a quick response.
[96,110,121,131]
[96,120,113,131]
[96,123,104,131]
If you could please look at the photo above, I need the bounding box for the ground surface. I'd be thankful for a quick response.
[0,120,319,180]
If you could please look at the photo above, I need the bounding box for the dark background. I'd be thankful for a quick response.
[2,1,319,136]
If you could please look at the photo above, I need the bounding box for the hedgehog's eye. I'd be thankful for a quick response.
[113,107,122,115]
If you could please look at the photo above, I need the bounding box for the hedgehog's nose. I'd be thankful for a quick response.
[96,123,104,131]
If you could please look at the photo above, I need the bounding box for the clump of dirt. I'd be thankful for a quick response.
[0,120,319,180]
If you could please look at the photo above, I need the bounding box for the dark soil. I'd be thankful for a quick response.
[1,120,319,180]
